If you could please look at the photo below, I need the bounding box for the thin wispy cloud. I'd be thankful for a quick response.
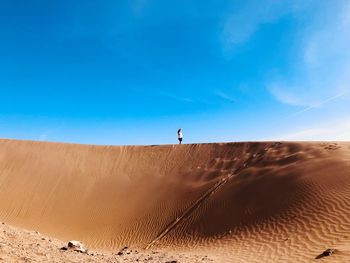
[161,93,193,103]
[267,0,350,109]
[269,84,303,106]
[214,91,236,103]
[294,91,349,115]
[270,119,350,141]
[222,0,305,52]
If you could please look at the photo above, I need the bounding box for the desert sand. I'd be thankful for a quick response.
[0,139,350,262]
[0,221,212,263]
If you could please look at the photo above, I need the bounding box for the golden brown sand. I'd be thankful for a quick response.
[0,222,213,262]
[0,139,350,262]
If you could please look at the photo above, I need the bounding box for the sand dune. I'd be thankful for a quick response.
[0,139,350,262]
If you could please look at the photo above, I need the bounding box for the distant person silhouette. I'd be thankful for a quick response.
[178,128,183,145]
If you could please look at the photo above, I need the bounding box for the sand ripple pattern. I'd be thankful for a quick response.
[0,139,350,262]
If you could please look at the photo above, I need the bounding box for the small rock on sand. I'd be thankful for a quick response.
[61,240,87,254]
[315,249,335,259]
[117,246,130,256]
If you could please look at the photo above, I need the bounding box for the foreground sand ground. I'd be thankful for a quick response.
[0,139,350,262]
[0,222,213,262]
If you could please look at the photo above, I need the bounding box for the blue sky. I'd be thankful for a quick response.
[0,0,349,145]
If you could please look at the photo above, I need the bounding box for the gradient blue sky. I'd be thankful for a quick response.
[0,0,349,145]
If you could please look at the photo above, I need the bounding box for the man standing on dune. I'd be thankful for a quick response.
[178,128,183,145]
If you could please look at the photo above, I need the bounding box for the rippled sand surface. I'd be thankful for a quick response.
[1,139,350,262]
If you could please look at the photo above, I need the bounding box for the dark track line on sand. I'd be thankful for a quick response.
[145,142,282,249]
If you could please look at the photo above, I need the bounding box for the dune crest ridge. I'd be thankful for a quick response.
[1,139,350,262]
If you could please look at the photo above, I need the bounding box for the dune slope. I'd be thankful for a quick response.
[0,139,350,262]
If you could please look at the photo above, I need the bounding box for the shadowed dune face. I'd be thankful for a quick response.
[169,143,314,238]
[0,139,350,262]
